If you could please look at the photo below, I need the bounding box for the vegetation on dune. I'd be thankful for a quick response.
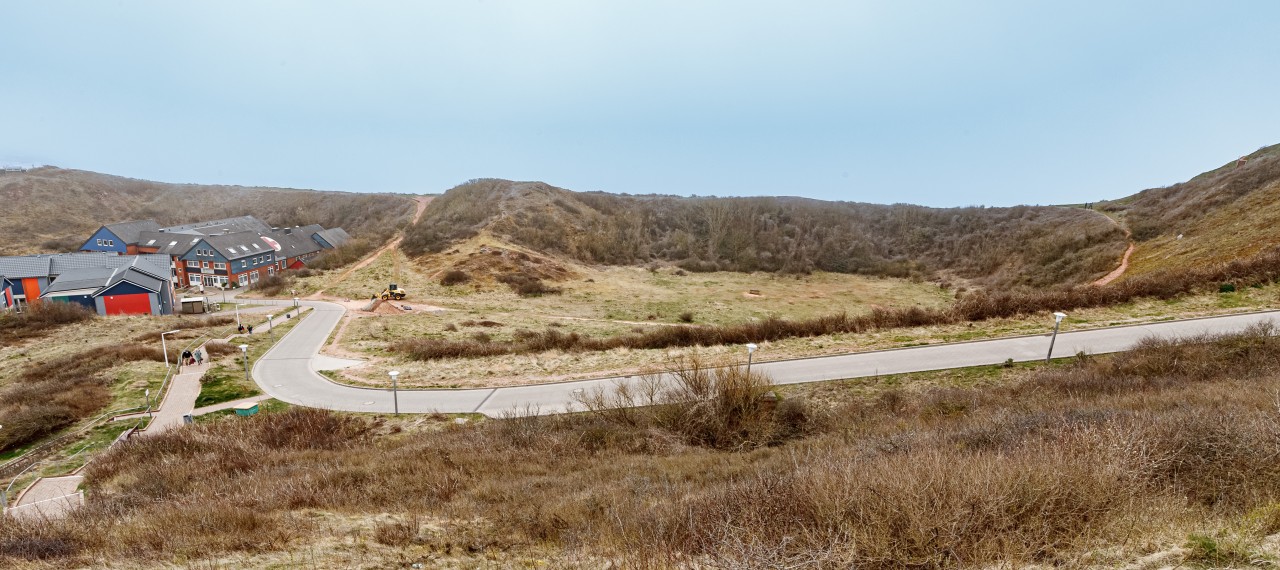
[0,167,415,255]
[1114,143,1280,242]
[8,328,1280,566]
[0,301,94,344]
[403,179,1126,288]
[0,345,164,454]
[394,242,1280,362]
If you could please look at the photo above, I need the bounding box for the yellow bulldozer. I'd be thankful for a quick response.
[379,283,407,301]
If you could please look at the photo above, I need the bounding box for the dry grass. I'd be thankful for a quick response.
[0,344,164,453]
[9,328,1280,566]
[0,301,94,344]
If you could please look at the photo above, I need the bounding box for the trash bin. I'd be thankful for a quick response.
[182,413,194,424]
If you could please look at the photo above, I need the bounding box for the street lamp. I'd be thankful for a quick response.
[745,343,758,375]
[239,344,250,385]
[235,303,242,326]
[389,370,400,415]
[293,297,299,318]
[145,389,152,418]
[266,314,274,343]
[160,329,181,370]
[1046,312,1067,363]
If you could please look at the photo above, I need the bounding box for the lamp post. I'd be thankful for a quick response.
[1046,312,1067,363]
[235,303,241,326]
[160,329,181,370]
[745,343,758,375]
[389,370,400,415]
[145,389,152,418]
[239,344,250,385]
[266,314,274,343]
[293,297,299,318]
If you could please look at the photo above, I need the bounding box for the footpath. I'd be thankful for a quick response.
[7,310,289,519]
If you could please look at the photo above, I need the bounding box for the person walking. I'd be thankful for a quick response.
[181,349,192,368]
[247,324,254,335]
[238,323,245,334]
[194,349,203,366]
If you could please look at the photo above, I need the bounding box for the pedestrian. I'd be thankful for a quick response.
[181,349,192,367]
[248,324,254,335]
[238,323,245,334]
[194,349,203,366]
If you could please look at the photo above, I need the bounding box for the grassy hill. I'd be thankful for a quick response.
[1102,143,1280,278]
[403,179,1128,289]
[0,167,416,255]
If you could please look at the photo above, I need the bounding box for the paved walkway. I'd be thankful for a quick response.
[10,475,83,519]
[254,301,1280,417]
[145,360,211,433]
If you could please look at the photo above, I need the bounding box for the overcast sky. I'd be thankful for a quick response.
[2,1,1278,206]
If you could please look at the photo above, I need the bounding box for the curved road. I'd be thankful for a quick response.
[256,301,1280,416]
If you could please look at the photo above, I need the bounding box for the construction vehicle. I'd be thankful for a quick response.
[380,283,407,301]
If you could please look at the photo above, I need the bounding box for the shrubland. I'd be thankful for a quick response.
[402,179,1126,289]
[394,242,1280,362]
[0,167,415,255]
[8,327,1280,567]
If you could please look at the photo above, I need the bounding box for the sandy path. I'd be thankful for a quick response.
[323,196,432,290]
[1093,241,1135,286]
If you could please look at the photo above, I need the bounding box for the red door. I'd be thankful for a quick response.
[102,293,153,315]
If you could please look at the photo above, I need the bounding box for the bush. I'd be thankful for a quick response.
[248,273,294,297]
[0,301,94,344]
[496,273,562,297]
[678,311,695,323]
[440,269,470,286]
[1220,282,1237,293]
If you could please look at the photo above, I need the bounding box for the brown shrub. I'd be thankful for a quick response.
[0,301,94,344]
[0,344,163,453]
[439,269,470,286]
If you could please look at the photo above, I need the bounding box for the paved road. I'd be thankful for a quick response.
[254,301,1280,417]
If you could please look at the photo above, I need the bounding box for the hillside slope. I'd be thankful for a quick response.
[403,179,1127,289]
[1103,143,1280,278]
[0,167,416,255]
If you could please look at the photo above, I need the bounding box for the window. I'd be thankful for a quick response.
[146,239,156,246]
[249,271,260,283]
[203,261,210,268]
[213,262,226,270]
[106,239,114,246]
[95,239,103,246]
[267,266,275,277]
[241,260,247,268]
[189,275,201,286]
[238,274,248,286]
[186,260,200,268]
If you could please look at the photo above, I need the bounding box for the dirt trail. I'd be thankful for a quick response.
[322,196,432,290]
[1093,241,1135,286]
[1090,210,1135,287]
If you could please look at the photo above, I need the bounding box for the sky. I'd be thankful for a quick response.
[2,1,1278,207]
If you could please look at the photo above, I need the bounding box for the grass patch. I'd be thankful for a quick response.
[194,309,309,408]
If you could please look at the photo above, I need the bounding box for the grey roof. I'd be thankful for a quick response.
[102,220,161,244]
[42,267,117,295]
[314,228,351,248]
[0,256,52,279]
[267,228,323,258]
[136,230,201,256]
[202,231,278,261]
[105,267,165,293]
[161,215,272,236]
[0,253,171,282]
[42,265,164,297]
